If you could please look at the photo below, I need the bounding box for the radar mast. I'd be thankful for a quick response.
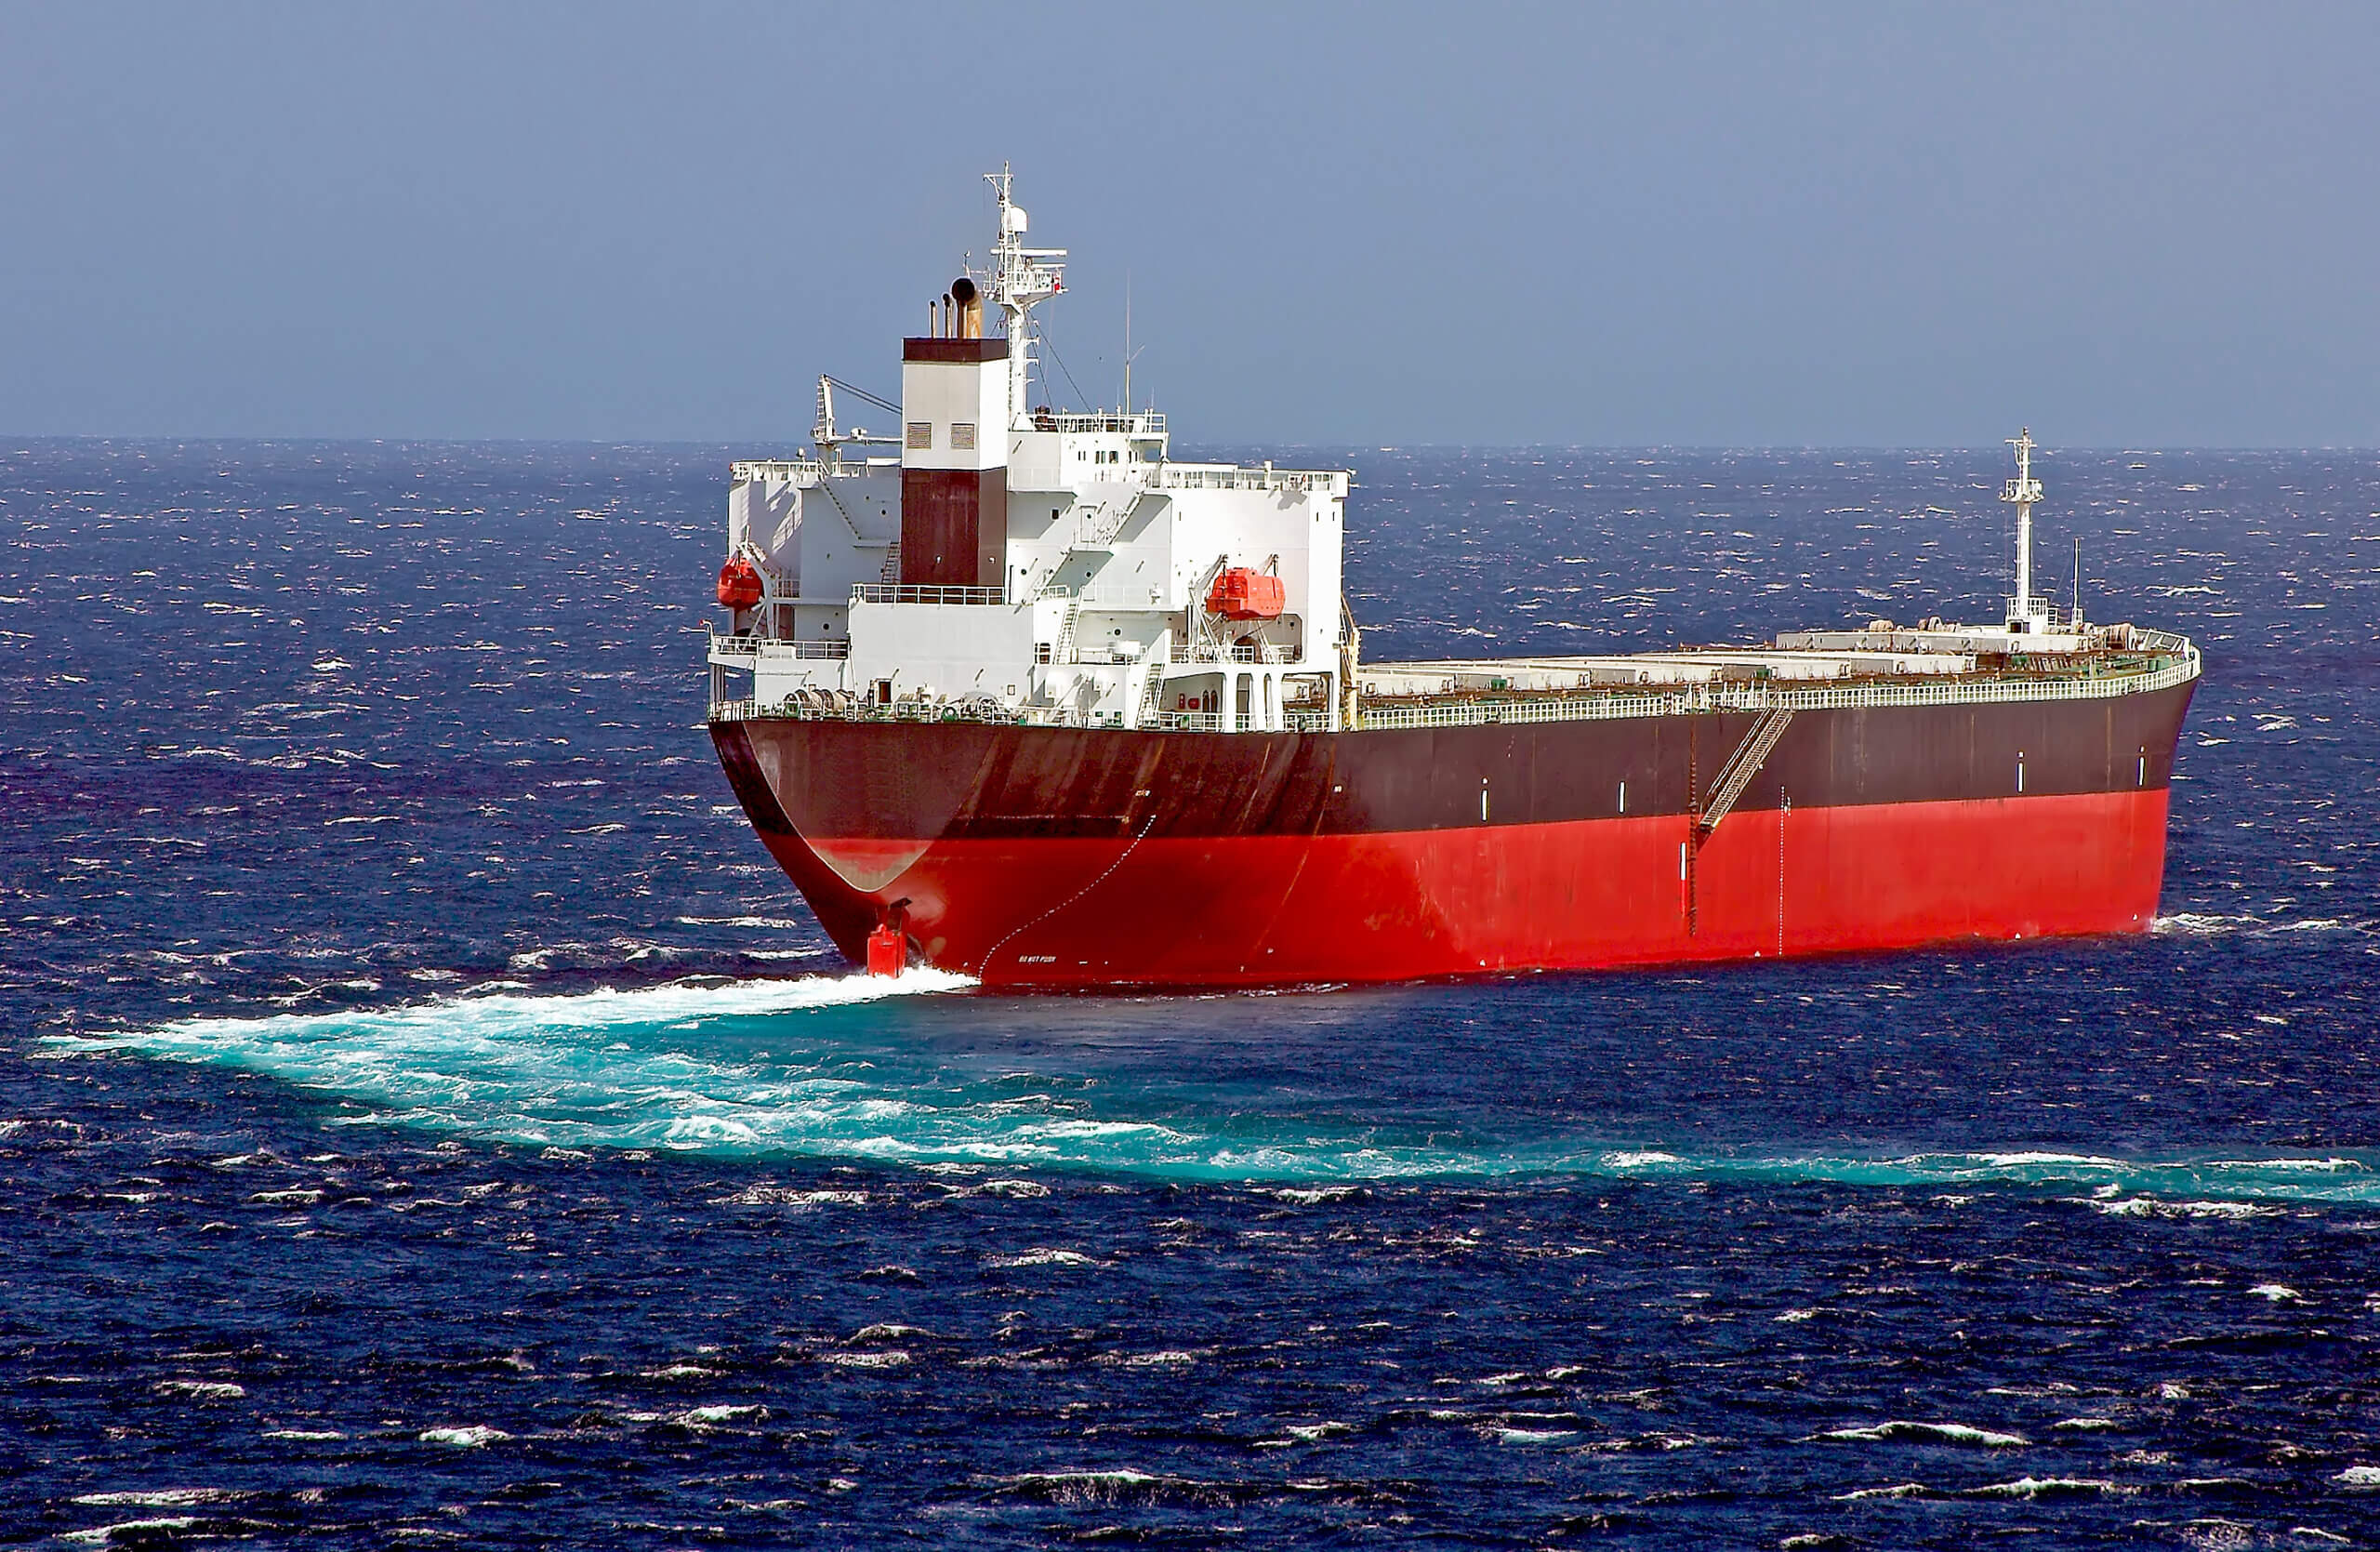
[982,166,1065,431]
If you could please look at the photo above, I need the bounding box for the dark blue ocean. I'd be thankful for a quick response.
[7,440,2379,1548]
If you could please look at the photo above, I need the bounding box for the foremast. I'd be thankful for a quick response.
[2001,428,2056,634]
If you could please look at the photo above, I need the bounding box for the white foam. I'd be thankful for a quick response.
[2206,1157,2362,1173]
[56,967,977,1056]
[676,915,812,931]
[2250,1283,2304,1302]
[1286,1421,1352,1440]
[986,1247,1105,1269]
[709,1185,868,1207]
[1602,1150,1683,1169]
[419,1424,510,1446]
[995,1469,1165,1506]
[2333,1466,2380,1488]
[63,1519,199,1546]
[2153,913,2257,936]
[2082,1195,2286,1220]
[72,1489,246,1506]
[676,1403,767,1425]
[1818,1420,2029,1447]
[1961,1477,2131,1499]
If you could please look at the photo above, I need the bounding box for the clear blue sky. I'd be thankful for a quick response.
[4,2,2373,445]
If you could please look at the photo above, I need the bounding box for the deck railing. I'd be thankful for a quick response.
[711,644,2200,733]
[1348,645,2201,730]
[849,583,1012,606]
[708,633,851,659]
[730,458,826,482]
[1147,464,1345,495]
[1033,411,1167,435]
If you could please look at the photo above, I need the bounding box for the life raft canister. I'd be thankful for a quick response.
[716,557,764,610]
[1205,565,1285,620]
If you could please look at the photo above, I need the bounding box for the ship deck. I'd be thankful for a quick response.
[711,626,2200,734]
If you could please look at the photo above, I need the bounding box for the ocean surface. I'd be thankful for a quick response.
[6,439,2379,1548]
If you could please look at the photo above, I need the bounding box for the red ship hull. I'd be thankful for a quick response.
[712,683,2195,988]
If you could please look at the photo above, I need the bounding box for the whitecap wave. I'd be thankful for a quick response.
[1818,1420,2029,1448]
[1960,1476,2131,1499]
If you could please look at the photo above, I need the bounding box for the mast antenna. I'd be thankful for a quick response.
[981,165,1066,431]
[2000,428,2044,633]
[1121,273,1147,415]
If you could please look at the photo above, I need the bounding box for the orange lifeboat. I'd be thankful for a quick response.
[1205,566,1285,620]
[716,557,764,610]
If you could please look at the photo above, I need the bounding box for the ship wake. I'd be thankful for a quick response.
[35,986,2380,1203]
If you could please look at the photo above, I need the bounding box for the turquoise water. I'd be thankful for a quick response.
[41,972,2380,1206]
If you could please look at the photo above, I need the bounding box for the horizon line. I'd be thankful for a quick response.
[4,434,2374,456]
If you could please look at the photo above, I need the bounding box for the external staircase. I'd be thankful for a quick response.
[1696,708,1795,837]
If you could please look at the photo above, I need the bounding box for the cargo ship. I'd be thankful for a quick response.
[706,172,2199,988]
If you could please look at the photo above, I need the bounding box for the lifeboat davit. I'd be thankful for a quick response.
[716,557,765,610]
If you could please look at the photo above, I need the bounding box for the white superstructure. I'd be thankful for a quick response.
[708,172,1348,733]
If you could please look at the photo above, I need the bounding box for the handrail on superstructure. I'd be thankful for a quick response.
[1147,463,1346,495]
[1032,411,1167,435]
[733,458,826,482]
[850,583,1012,606]
[708,630,851,660]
